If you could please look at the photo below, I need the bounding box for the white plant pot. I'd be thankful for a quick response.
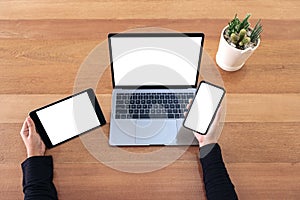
[216,26,260,71]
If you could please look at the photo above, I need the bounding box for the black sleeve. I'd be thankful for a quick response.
[200,143,238,200]
[21,156,58,200]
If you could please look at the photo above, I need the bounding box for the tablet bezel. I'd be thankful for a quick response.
[183,81,225,135]
[29,88,106,148]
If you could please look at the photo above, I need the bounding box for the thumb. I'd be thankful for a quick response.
[26,117,36,134]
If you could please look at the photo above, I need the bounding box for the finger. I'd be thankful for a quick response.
[26,116,36,134]
[186,98,193,109]
[20,119,29,137]
[215,105,223,121]
[211,106,222,127]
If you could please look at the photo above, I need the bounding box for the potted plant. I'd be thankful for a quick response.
[216,14,263,71]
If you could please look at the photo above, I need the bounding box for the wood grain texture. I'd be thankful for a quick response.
[0,0,299,199]
[0,0,298,20]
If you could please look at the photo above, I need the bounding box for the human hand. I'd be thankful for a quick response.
[185,99,223,147]
[20,116,46,158]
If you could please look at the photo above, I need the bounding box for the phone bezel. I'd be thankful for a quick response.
[29,88,106,148]
[183,81,226,135]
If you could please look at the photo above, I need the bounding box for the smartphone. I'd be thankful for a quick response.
[183,81,225,135]
[30,88,106,148]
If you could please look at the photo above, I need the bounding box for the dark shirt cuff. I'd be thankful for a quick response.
[199,143,218,159]
[22,156,54,185]
[21,156,58,200]
[199,143,238,200]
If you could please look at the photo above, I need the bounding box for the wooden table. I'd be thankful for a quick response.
[0,1,299,199]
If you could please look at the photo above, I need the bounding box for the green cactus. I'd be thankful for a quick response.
[225,14,262,49]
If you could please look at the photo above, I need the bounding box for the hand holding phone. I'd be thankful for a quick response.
[183,81,225,135]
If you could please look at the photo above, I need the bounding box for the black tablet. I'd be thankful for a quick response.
[30,88,106,148]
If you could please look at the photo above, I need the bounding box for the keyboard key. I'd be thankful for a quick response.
[140,114,150,119]
[149,114,167,118]
[132,114,139,119]
[168,114,174,118]
[121,115,126,119]
[116,110,127,114]
[116,100,124,104]
[116,105,125,109]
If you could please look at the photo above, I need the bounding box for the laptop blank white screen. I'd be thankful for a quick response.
[110,36,203,87]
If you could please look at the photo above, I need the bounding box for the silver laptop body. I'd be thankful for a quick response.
[108,33,205,146]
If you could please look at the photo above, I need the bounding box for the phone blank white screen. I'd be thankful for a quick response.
[36,92,100,145]
[184,83,224,134]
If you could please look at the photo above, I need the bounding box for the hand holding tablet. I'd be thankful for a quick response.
[29,89,106,148]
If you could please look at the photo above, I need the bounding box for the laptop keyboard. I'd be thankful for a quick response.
[115,92,194,119]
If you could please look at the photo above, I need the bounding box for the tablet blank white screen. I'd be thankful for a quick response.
[185,83,224,134]
[36,92,100,145]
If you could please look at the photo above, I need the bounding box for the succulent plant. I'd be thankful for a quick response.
[224,14,263,50]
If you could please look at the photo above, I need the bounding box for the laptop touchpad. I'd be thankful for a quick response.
[135,120,177,145]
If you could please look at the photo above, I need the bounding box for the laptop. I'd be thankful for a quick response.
[108,33,205,146]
